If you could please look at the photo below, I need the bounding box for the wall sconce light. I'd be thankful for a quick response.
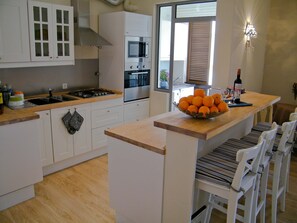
[244,22,257,47]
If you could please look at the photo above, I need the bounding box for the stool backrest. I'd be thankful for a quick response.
[278,120,297,151]
[289,113,297,143]
[231,138,265,191]
[258,122,278,163]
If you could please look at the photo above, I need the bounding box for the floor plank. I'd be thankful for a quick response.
[0,154,296,222]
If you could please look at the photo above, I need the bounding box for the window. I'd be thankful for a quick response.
[155,1,217,92]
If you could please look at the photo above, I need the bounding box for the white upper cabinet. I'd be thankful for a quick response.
[28,1,74,62]
[0,0,30,63]
[124,12,152,37]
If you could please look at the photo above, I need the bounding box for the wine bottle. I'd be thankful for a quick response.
[0,92,4,114]
[233,69,242,103]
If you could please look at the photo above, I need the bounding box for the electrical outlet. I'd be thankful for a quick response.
[62,83,68,89]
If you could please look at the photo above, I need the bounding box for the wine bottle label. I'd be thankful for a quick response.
[0,93,3,104]
[234,83,242,91]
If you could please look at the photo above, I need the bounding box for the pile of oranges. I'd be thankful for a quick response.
[178,89,229,118]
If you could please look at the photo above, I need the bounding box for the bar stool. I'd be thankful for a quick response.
[195,137,265,223]
[213,124,278,223]
[242,119,297,223]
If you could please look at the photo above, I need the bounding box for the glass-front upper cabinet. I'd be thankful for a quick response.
[28,1,74,62]
[28,1,52,61]
[52,5,74,60]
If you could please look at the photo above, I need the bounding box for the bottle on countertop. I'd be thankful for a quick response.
[233,68,242,103]
[0,91,3,114]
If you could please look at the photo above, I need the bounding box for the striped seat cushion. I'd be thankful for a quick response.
[242,131,281,151]
[196,151,239,187]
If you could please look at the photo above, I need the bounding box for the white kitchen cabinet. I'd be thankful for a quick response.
[0,119,43,210]
[91,98,123,150]
[124,12,152,37]
[51,103,91,162]
[28,0,74,62]
[124,99,149,123]
[0,0,30,63]
[37,110,54,166]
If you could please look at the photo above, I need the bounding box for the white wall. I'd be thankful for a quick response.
[212,0,270,92]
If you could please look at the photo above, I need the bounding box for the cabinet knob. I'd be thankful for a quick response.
[56,56,59,58]
[0,57,2,60]
[50,56,53,59]
[130,66,133,69]
[107,110,110,112]
[136,104,139,106]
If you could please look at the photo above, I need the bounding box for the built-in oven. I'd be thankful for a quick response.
[124,69,150,102]
[125,36,151,71]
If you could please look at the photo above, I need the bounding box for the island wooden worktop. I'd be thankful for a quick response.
[0,92,123,126]
[105,113,167,155]
[154,91,280,140]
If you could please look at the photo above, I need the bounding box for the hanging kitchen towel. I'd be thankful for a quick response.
[69,110,84,131]
[62,111,76,135]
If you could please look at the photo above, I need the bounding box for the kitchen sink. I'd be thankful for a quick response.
[27,95,78,106]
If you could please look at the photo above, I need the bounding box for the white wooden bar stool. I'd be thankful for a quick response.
[195,138,265,223]
[242,119,297,223]
[213,124,278,223]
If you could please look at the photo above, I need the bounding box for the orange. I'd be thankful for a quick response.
[217,101,229,112]
[194,89,205,98]
[212,93,222,105]
[198,106,210,117]
[186,95,194,104]
[178,100,189,111]
[187,105,198,113]
[203,96,214,107]
[210,106,219,113]
[192,96,203,107]
[179,97,187,103]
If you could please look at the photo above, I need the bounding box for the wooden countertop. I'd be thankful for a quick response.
[154,91,280,140]
[0,92,123,126]
[105,113,167,155]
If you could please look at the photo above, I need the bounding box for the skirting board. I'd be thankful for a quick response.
[43,147,107,176]
[0,185,34,211]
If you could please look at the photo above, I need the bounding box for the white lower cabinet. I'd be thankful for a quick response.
[91,98,123,150]
[124,99,150,123]
[37,110,54,166]
[51,103,91,162]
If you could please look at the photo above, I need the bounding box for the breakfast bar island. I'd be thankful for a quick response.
[105,92,280,223]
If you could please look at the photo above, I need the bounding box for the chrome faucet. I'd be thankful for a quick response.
[49,88,53,98]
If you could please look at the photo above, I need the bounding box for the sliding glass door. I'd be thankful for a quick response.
[155,1,217,110]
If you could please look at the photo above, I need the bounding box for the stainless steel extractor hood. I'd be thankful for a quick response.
[72,0,111,47]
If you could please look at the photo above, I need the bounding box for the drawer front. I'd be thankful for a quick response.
[91,124,117,150]
[92,105,123,129]
[91,98,123,110]
[92,126,107,150]
[124,100,149,122]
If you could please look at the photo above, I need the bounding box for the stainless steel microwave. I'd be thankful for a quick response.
[125,36,151,65]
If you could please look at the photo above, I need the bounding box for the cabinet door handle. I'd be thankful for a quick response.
[56,56,59,58]
[0,57,2,60]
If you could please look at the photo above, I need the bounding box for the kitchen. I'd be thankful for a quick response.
[0,0,296,222]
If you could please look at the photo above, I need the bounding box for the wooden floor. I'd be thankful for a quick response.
[1,154,297,223]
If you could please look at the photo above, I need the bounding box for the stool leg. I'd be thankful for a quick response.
[260,165,269,223]
[280,153,290,212]
[286,152,291,193]
[226,190,239,223]
[204,194,214,223]
[272,154,282,223]
[244,185,254,223]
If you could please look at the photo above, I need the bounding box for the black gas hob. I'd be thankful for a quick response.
[68,89,115,98]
